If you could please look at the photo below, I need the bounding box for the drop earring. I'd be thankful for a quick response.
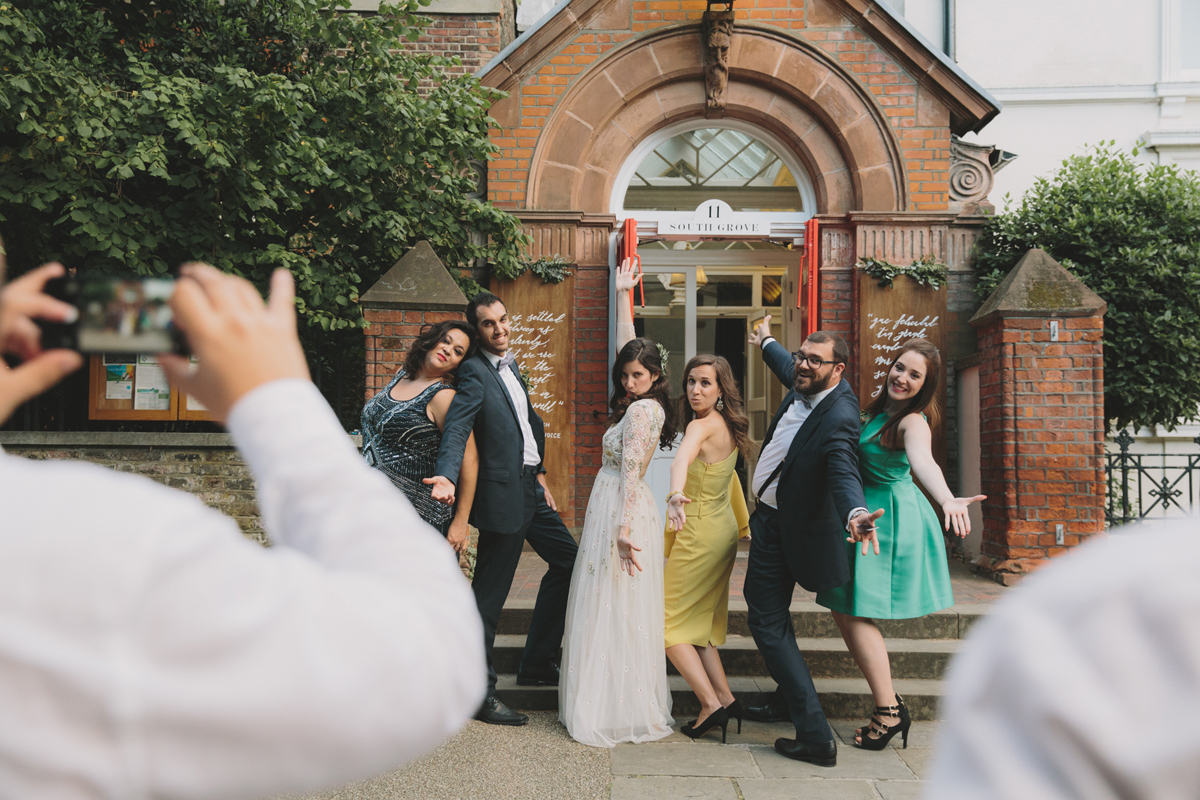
[716,395,725,411]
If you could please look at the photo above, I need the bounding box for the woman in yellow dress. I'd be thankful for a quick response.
[664,355,752,743]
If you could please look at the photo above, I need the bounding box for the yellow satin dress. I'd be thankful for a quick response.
[663,451,751,649]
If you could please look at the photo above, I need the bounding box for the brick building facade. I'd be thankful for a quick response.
[449,0,1005,531]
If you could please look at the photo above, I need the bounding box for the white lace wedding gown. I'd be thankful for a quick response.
[559,399,675,747]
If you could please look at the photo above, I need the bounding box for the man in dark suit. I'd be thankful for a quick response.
[742,319,883,766]
[427,292,578,726]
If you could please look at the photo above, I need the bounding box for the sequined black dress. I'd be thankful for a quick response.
[361,371,454,535]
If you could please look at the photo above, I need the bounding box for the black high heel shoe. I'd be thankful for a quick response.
[724,698,744,734]
[854,694,911,750]
[681,707,730,743]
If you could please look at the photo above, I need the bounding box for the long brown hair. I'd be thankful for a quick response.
[609,337,677,450]
[678,354,754,458]
[865,338,941,450]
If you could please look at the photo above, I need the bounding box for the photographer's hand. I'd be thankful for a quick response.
[0,263,83,425]
[159,264,310,422]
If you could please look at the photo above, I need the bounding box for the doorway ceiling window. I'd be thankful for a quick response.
[624,127,804,213]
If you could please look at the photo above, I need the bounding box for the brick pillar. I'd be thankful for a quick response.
[359,241,468,402]
[968,248,1107,584]
[570,263,609,533]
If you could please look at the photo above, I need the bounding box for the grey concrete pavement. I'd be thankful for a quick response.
[294,714,937,799]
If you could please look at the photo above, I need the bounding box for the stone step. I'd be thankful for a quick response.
[495,675,946,721]
[493,634,958,680]
[497,600,989,640]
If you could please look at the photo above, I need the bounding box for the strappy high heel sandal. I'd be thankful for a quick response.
[724,698,744,734]
[681,707,730,743]
[853,694,911,751]
[854,694,909,738]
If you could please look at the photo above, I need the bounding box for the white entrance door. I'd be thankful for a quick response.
[632,246,797,521]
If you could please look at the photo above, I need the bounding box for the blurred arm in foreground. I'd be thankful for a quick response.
[925,519,1200,800]
[0,262,484,799]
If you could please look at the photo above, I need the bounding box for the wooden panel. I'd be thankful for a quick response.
[88,354,178,421]
[491,272,574,512]
[857,273,948,466]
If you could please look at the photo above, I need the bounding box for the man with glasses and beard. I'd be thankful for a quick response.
[741,319,884,767]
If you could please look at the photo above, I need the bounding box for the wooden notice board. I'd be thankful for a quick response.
[491,272,574,510]
[856,274,948,466]
[87,354,214,422]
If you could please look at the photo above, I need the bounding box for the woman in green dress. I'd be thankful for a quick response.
[815,338,984,750]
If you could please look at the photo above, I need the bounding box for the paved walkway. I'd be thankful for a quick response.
[294,557,1001,799]
[297,715,939,800]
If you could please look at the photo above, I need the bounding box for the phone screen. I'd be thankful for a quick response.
[43,275,184,354]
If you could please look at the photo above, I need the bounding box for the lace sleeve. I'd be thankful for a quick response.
[619,400,663,529]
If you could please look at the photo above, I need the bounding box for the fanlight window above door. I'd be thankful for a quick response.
[624,128,804,213]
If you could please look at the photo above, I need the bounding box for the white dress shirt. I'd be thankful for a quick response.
[482,348,540,467]
[0,379,485,800]
[927,520,1200,800]
[754,336,866,527]
[753,383,837,509]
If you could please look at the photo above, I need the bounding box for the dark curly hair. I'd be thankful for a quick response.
[609,338,677,450]
[401,320,477,381]
[678,354,755,459]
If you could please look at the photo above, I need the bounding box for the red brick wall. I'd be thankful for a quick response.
[363,308,467,401]
[568,264,610,530]
[487,1,951,210]
[407,14,507,77]
[974,315,1106,583]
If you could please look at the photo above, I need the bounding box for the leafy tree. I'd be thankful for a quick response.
[0,0,527,331]
[975,142,1200,431]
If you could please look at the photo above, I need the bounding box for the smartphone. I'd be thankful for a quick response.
[39,274,187,355]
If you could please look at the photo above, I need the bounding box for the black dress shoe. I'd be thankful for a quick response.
[774,737,837,767]
[516,662,560,687]
[474,695,528,726]
[744,693,790,723]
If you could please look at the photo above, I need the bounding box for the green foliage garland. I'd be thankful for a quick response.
[491,253,572,285]
[972,141,1200,432]
[855,253,949,290]
[0,0,529,330]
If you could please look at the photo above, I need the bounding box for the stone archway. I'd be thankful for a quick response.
[526,25,906,214]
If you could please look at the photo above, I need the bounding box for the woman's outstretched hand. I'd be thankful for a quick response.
[666,492,691,532]
[943,495,986,538]
[616,526,642,576]
[615,257,641,294]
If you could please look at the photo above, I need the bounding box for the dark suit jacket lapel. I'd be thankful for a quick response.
[781,380,850,472]
[480,351,522,426]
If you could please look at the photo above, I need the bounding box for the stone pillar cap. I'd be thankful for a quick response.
[969,248,1107,328]
[360,241,468,311]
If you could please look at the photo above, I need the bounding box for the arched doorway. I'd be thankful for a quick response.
[615,121,810,510]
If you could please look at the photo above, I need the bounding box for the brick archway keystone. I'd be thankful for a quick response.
[527,25,906,214]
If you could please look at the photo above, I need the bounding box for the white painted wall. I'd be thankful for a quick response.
[955,0,1160,88]
[888,0,1200,203]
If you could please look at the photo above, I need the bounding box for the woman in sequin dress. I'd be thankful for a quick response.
[361,321,479,552]
[560,259,678,747]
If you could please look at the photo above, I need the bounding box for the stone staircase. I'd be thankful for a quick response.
[493,598,988,720]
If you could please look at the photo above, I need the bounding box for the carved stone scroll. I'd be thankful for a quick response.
[949,135,998,215]
[702,11,733,116]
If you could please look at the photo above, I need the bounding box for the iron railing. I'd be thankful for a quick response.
[1106,430,1200,525]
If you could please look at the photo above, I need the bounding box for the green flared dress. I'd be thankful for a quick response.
[816,413,954,619]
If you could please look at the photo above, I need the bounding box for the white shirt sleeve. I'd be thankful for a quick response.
[926,521,1200,800]
[0,379,485,800]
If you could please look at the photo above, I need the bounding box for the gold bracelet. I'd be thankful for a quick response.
[666,490,684,504]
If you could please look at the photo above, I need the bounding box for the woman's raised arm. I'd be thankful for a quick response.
[615,257,641,353]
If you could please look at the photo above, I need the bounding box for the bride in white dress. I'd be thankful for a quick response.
[560,260,677,747]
